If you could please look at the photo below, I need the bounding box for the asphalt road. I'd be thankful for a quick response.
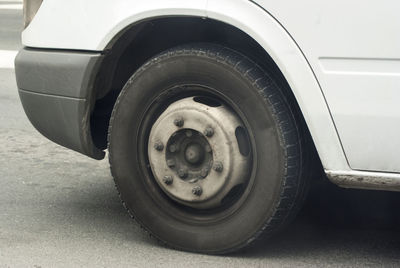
[1,2,400,267]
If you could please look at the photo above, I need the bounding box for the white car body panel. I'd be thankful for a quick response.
[23,0,208,51]
[253,0,400,173]
[22,0,400,184]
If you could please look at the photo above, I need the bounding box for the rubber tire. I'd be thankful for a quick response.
[108,44,309,254]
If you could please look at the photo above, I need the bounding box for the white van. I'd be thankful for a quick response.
[15,0,400,253]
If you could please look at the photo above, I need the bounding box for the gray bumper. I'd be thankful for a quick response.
[15,48,105,159]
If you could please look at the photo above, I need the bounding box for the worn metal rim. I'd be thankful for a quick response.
[148,97,251,209]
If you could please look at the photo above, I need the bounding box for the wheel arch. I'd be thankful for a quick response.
[88,1,348,172]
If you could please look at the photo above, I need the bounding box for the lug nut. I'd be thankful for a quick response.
[200,167,209,178]
[178,168,188,179]
[204,127,214,137]
[154,141,164,151]
[169,144,178,153]
[185,130,193,137]
[205,145,212,153]
[213,161,223,172]
[192,186,203,196]
[174,117,184,127]
[166,159,175,168]
[163,175,173,185]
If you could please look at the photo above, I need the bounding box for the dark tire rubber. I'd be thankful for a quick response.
[108,43,310,254]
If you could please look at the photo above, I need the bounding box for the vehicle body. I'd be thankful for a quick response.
[15,0,400,253]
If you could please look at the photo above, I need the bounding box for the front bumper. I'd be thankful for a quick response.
[15,48,105,159]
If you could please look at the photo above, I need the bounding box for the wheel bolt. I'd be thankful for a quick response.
[169,144,178,153]
[200,167,209,178]
[205,145,212,153]
[204,127,214,137]
[163,175,173,185]
[178,168,188,179]
[185,130,193,137]
[192,186,202,196]
[154,141,164,151]
[174,117,184,127]
[213,161,223,172]
[166,159,175,168]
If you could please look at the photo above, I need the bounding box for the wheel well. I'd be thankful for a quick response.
[90,16,321,172]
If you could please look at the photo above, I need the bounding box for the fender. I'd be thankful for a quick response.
[22,0,348,172]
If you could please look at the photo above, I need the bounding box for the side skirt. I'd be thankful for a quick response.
[326,170,400,192]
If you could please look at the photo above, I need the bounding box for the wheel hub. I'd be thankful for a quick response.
[165,128,213,182]
[148,97,250,209]
[185,143,204,165]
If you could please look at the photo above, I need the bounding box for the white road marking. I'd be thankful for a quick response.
[0,50,18,69]
[0,4,22,9]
